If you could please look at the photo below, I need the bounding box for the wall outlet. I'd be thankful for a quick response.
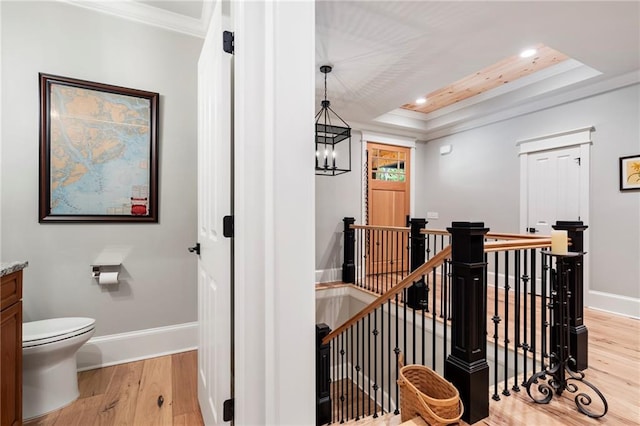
[427,211,439,220]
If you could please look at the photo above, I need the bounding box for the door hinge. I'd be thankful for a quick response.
[223,31,234,54]
[187,243,200,255]
[223,215,234,238]
[223,398,234,422]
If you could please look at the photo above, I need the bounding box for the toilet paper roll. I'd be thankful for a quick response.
[98,271,119,285]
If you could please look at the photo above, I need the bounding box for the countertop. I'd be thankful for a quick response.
[1,261,28,277]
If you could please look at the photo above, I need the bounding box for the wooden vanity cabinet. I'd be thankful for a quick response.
[1,270,22,426]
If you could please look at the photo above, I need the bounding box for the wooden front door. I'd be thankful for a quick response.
[367,142,411,274]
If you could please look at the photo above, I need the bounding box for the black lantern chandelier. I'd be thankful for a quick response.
[315,65,351,176]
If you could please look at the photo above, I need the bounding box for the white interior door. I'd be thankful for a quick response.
[197,1,232,424]
[526,146,581,235]
[525,145,581,295]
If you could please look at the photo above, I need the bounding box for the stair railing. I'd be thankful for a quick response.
[323,220,589,425]
[342,217,450,296]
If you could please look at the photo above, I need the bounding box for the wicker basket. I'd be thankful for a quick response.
[397,357,463,425]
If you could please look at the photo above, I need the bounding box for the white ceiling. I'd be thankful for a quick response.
[70,1,640,140]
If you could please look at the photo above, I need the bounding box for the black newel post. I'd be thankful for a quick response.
[406,218,427,309]
[445,222,490,424]
[316,324,331,426]
[342,217,356,283]
[552,220,589,370]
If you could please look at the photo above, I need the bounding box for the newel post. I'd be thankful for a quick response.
[407,218,427,309]
[445,221,490,424]
[342,217,355,283]
[553,220,589,370]
[316,323,331,426]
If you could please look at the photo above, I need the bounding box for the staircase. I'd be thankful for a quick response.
[317,219,596,425]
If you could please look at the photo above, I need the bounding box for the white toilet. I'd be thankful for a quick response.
[22,317,96,420]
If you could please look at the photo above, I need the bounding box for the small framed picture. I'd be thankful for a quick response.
[620,154,640,191]
[39,74,159,222]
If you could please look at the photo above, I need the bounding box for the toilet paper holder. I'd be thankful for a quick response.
[91,264,121,279]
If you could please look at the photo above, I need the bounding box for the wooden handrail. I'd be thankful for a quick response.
[485,232,549,240]
[419,228,450,236]
[350,224,410,232]
[322,245,452,345]
[484,238,552,253]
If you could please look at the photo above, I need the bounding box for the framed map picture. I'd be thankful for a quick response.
[620,154,640,191]
[39,74,159,222]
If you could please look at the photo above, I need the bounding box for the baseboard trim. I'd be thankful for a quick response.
[77,322,198,371]
[587,291,640,319]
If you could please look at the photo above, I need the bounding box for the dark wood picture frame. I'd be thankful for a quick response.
[39,73,159,222]
[619,154,640,192]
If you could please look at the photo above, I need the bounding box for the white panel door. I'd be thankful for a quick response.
[197,1,232,424]
[526,146,581,236]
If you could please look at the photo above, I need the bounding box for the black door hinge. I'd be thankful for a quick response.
[223,398,234,422]
[223,31,234,54]
[223,215,234,238]
[188,243,200,255]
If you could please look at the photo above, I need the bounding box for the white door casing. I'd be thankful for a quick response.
[197,1,232,424]
[519,126,593,303]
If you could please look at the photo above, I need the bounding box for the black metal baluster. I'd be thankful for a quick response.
[366,229,370,292]
[336,339,340,423]
[426,234,431,261]
[340,333,345,423]
[394,232,399,287]
[348,328,352,421]
[387,299,392,413]
[356,229,361,287]
[373,309,379,418]
[502,251,511,397]
[492,251,501,401]
[439,260,444,318]
[380,305,384,415]
[361,319,366,418]
[401,233,406,281]
[513,250,521,392]
[541,252,548,372]
[412,282,416,364]
[367,313,371,417]
[432,265,437,370]
[421,277,426,365]
[383,230,387,294]
[530,248,537,382]
[520,250,529,390]
[394,293,400,415]
[403,287,407,366]
[355,321,360,421]
[375,230,380,294]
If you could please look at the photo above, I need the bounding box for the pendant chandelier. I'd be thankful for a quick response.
[315,65,351,176]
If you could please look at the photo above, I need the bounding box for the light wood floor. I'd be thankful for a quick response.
[25,351,204,426]
[26,306,639,426]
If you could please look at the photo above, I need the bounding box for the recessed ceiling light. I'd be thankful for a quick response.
[520,48,537,58]
[415,97,427,104]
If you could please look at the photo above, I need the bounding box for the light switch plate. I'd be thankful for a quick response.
[427,211,439,219]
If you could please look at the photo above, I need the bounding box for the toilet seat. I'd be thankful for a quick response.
[23,317,95,348]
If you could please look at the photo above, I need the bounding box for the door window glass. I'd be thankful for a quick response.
[371,148,406,182]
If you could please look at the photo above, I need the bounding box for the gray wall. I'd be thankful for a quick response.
[1,2,202,336]
[416,84,640,299]
[315,130,362,273]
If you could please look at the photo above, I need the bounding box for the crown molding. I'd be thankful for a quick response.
[59,0,208,38]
